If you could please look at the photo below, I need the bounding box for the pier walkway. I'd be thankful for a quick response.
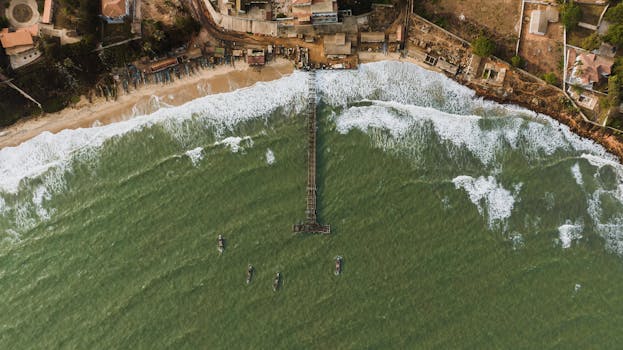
[293,70,331,234]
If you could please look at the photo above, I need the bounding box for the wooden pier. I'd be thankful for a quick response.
[293,70,331,234]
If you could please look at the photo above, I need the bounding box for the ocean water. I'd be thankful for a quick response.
[2,61,623,348]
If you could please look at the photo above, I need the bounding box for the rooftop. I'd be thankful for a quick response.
[101,0,128,18]
[0,29,34,49]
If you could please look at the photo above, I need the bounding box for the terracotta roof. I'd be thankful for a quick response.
[567,48,614,86]
[101,0,127,18]
[0,29,33,49]
[42,0,53,24]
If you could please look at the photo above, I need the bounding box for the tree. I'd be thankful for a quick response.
[560,0,582,30]
[605,2,623,24]
[606,23,623,46]
[511,55,524,68]
[581,32,602,51]
[543,72,558,85]
[608,75,621,119]
[472,35,496,57]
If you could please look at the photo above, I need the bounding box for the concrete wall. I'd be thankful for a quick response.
[203,0,278,36]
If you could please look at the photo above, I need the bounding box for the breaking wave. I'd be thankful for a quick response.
[452,175,520,230]
[325,61,623,257]
[185,147,204,166]
[0,71,308,234]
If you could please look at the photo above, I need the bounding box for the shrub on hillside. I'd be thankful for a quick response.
[511,55,525,68]
[472,36,496,57]
[561,0,582,30]
[543,72,558,85]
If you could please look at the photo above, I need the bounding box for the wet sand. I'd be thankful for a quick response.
[0,59,294,149]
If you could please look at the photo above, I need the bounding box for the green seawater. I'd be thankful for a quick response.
[2,62,623,348]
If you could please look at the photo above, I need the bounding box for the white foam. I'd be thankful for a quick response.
[327,61,610,166]
[452,175,519,230]
[32,185,53,221]
[509,232,524,250]
[335,104,411,138]
[215,136,253,153]
[581,153,623,173]
[266,148,275,165]
[571,163,583,186]
[2,229,20,244]
[0,71,306,195]
[334,98,609,166]
[558,220,583,248]
[185,147,204,166]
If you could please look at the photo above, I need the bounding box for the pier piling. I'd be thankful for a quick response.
[293,70,331,235]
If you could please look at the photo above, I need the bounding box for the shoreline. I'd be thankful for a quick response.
[2,53,623,164]
[0,59,294,150]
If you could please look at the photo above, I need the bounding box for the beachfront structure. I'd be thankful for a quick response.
[0,28,41,69]
[101,0,130,23]
[311,0,338,24]
[566,48,614,90]
[292,0,312,23]
[323,33,351,57]
[235,0,271,20]
[292,0,337,24]
[246,49,265,66]
[360,32,385,43]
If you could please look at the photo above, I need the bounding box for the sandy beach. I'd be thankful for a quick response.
[0,58,294,149]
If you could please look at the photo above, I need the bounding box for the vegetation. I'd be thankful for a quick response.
[608,75,621,118]
[605,1,623,24]
[510,55,524,68]
[471,35,496,57]
[606,23,623,46]
[0,0,202,127]
[542,72,558,85]
[605,1,623,46]
[560,0,582,30]
[581,32,602,51]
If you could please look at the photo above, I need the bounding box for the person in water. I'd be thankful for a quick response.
[246,264,254,284]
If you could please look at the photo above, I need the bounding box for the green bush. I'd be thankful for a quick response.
[472,35,496,57]
[581,32,602,51]
[561,0,582,30]
[606,23,623,46]
[609,75,621,110]
[605,2,623,24]
[542,72,558,85]
[510,55,524,68]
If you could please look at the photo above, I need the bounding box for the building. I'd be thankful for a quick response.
[529,7,558,36]
[247,49,265,66]
[101,0,129,23]
[323,33,351,57]
[0,29,41,69]
[566,48,614,89]
[311,0,338,24]
[236,0,271,20]
[568,89,598,111]
[292,0,312,23]
[360,32,385,43]
[529,10,547,35]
